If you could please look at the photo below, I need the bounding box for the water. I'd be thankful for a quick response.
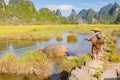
[0,32,92,58]
[0,32,93,80]
[0,32,120,80]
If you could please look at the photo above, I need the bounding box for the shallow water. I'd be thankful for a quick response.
[0,32,92,58]
[0,32,120,80]
[0,32,93,80]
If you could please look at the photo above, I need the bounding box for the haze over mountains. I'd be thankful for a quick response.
[0,0,120,25]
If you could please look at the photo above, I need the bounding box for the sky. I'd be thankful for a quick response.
[4,0,120,17]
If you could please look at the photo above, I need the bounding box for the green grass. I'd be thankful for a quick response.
[67,34,78,43]
[0,51,53,79]
[0,24,120,41]
[0,24,120,79]
[102,30,120,63]
[56,35,63,42]
[59,55,91,72]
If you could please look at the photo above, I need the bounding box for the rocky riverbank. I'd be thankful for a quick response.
[68,60,120,80]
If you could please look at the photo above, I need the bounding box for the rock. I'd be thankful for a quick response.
[81,66,96,76]
[42,45,68,57]
[101,68,117,80]
[86,60,103,70]
[114,63,120,77]
[68,68,90,80]
[81,66,89,72]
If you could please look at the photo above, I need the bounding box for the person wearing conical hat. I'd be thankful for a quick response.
[85,28,105,61]
[91,27,101,32]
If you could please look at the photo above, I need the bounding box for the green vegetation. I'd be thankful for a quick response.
[115,13,120,24]
[59,56,91,72]
[0,0,120,25]
[106,32,120,63]
[67,34,78,43]
[0,24,120,41]
[56,35,63,42]
[0,24,120,79]
[50,24,120,73]
[96,71,102,80]
[0,0,66,25]
[78,9,98,23]
[0,51,52,79]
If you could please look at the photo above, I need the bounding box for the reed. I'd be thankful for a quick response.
[67,34,78,43]
[0,51,53,79]
[59,56,91,72]
[0,24,120,41]
[56,35,63,42]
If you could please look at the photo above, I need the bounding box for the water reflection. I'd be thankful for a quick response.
[8,44,15,53]
[0,32,92,57]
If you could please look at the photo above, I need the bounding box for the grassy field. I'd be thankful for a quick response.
[0,24,120,40]
[0,24,120,79]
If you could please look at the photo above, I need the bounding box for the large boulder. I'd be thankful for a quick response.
[42,45,68,57]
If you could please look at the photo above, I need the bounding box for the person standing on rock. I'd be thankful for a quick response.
[85,28,105,60]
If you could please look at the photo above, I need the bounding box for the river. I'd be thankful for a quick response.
[0,32,92,58]
[0,32,120,80]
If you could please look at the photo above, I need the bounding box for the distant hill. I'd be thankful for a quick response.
[78,9,99,23]
[115,13,120,24]
[0,0,120,25]
[68,2,120,24]
[0,0,64,25]
[55,9,62,17]
[68,9,84,24]
[98,2,120,23]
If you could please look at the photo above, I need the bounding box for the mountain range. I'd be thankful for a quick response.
[0,0,120,25]
[68,2,120,24]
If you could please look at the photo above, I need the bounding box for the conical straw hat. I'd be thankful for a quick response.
[91,28,101,32]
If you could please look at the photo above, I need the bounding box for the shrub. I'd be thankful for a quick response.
[0,53,19,73]
[19,51,53,77]
[59,56,91,72]
[56,35,63,42]
[105,31,120,63]
[67,34,78,43]
[108,52,120,63]
[0,52,53,79]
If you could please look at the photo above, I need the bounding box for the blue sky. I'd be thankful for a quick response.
[4,0,120,16]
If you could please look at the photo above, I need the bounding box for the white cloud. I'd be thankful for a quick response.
[45,4,81,17]
[45,4,80,11]
[4,0,9,4]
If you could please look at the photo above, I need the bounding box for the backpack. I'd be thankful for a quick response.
[91,32,105,45]
[96,32,105,45]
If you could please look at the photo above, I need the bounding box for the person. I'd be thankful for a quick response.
[85,28,105,60]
